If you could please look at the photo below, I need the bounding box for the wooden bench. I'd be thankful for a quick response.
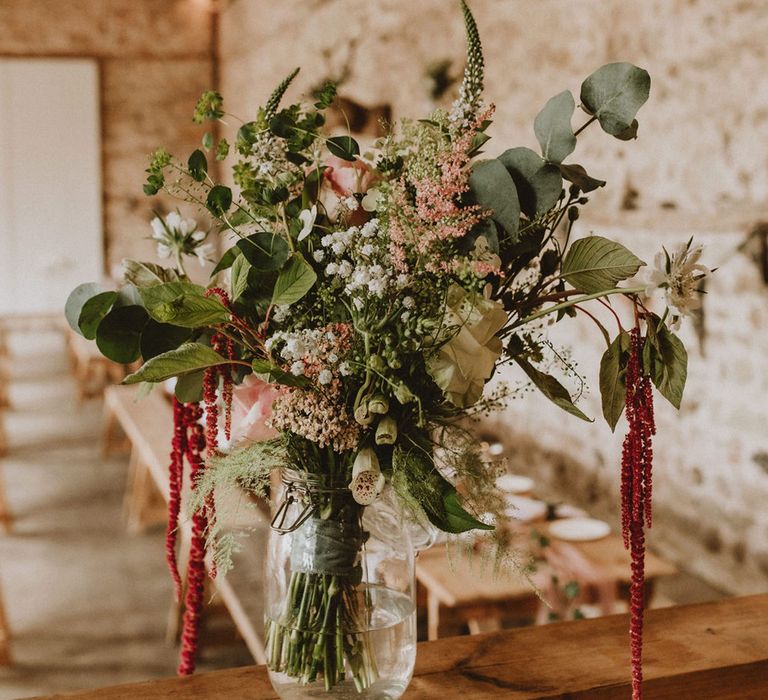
[103,385,268,663]
[25,594,768,699]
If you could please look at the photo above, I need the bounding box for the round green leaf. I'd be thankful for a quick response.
[469,159,521,239]
[140,319,192,360]
[498,147,563,218]
[580,63,651,136]
[562,236,645,293]
[326,135,360,162]
[78,291,118,340]
[65,282,101,335]
[207,185,232,215]
[534,90,577,164]
[174,370,205,403]
[96,305,149,364]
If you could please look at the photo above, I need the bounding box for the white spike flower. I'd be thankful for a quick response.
[349,447,385,506]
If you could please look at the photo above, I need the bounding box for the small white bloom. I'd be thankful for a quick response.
[402,296,415,309]
[343,196,359,211]
[150,217,166,240]
[325,262,339,275]
[396,274,410,287]
[272,305,290,323]
[313,249,325,262]
[321,234,333,247]
[318,369,333,385]
[401,311,411,322]
[361,219,379,238]
[297,205,317,242]
[156,243,172,259]
[339,361,352,376]
[361,244,375,257]
[331,241,346,255]
[337,260,353,278]
[327,352,339,363]
[290,361,305,376]
[361,189,382,213]
[165,211,182,230]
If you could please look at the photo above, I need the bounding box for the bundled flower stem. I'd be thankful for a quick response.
[621,326,656,700]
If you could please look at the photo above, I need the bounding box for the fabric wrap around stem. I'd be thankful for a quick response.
[290,517,365,577]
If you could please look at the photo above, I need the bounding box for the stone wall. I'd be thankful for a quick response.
[218,0,768,594]
[0,0,215,271]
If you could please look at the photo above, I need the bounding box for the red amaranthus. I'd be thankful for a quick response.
[621,326,656,700]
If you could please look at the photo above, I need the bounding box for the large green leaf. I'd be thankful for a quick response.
[206,185,232,215]
[139,319,192,360]
[469,159,521,238]
[326,135,360,162]
[65,282,101,335]
[599,332,629,431]
[95,305,149,364]
[580,63,651,136]
[441,488,494,533]
[498,147,563,218]
[562,236,645,293]
[123,343,229,384]
[534,90,577,164]
[646,322,688,409]
[237,233,290,271]
[174,370,205,403]
[122,259,180,287]
[272,254,317,306]
[230,254,252,301]
[139,282,230,327]
[187,149,208,182]
[211,246,241,276]
[78,291,118,339]
[515,356,592,422]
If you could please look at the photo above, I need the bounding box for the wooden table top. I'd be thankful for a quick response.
[416,526,677,607]
[29,594,768,699]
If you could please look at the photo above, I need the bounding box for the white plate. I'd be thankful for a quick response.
[496,474,535,494]
[548,518,611,542]
[554,503,588,519]
[504,495,547,523]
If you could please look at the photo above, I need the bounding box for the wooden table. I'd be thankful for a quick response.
[28,594,768,699]
[416,527,677,640]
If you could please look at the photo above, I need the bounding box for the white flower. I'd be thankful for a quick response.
[401,311,411,322]
[194,242,215,266]
[645,240,711,328]
[339,361,352,376]
[331,241,347,255]
[156,243,172,259]
[321,234,333,247]
[327,352,339,363]
[318,369,333,385]
[361,188,382,213]
[337,261,353,278]
[290,361,305,376]
[165,211,182,231]
[325,262,339,275]
[361,244,375,257]
[313,249,325,262]
[343,196,359,211]
[272,305,290,323]
[402,296,415,309]
[348,448,385,505]
[297,205,317,242]
[150,217,166,240]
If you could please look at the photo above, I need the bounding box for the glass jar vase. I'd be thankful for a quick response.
[264,471,416,699]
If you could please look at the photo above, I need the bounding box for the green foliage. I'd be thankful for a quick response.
[215,138,230,161]
[123,342,229,384]
[143,148,172,195]
[559,163,606,193]
[644,317,688,409]
[139,319,192,360]
[562,236,645,293]
[193,90,224,124]
[78,291,118,340]
[139,282,231,328]
[469,159,520,238]
[211,246,241,275]
[514,356,591,422]
[65,282,101,335]
[457,0,484,117]
[174,370,205,403]
[534,90,577,163]
[265,68,300,120]
[202,132,214,150]
[230,255,252,301]
[122,259,180,288]
[498,147,562,218]
[96,305,149,364]
[187,149,208,182]
[313,80,337,110]
[326,135,360,162]
[237,233,290,271]
[580,63,651,136]
[599,332,630,431]
[272,254,317,306]
[206,185,232,216]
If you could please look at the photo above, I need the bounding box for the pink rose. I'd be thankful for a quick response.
[230,375,280,444]
[323,156,376,197]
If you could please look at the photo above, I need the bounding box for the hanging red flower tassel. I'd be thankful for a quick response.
[621,326,656,700]
[165,397,188,602]
[178,402,208,676]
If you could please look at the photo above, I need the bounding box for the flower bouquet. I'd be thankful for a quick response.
[67,2,708,698]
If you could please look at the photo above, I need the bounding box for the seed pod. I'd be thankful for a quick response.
[367,394,389,415]
[375,416,397,445]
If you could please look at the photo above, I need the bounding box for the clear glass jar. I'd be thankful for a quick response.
[264,473,416,699]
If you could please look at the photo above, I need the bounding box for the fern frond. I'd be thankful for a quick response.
[265,67,300,120]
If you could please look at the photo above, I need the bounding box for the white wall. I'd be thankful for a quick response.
[0,58,102,315]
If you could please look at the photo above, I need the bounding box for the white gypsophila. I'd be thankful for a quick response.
[327,352,339,363]
[313,250,325,262]
[401,311,411,322]
[290,360,305,376]
[402,296,415,309]
[272,305,290,323]
[339,361,352,376]
[645,240,711,329]
[337,261,353,278]
[343,196,359,211]
[318,369,333,385]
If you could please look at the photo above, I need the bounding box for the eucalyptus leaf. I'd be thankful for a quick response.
[95,305,149,364]
[230,255,252,301]
[237,233,290,271]
[207,185,232,216]
[469,159,520,238]
[498,147,563,218]
[562,236,645,293]
[534,90,577,163]
[78,291,118,340]
[187,149,208,182]
[580,63,651,136]
[272,254,317,306]
[599,333,629,431]
[123,343,229,384]
[515,356,592,422]
[122,259,180,287]
[559,163,606,193]
[326,135,360,162]
[614,119,639,141]
[139,319,193,360]
[65,282,101,335]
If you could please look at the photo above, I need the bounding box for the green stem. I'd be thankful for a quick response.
[573,114,598,137]
[514,285,645,327]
